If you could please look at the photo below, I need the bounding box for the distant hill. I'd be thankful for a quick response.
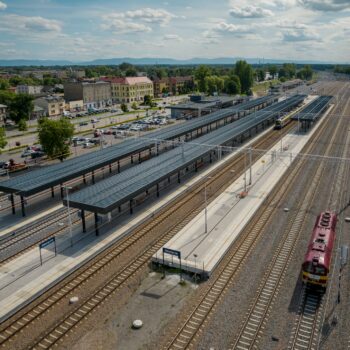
[0,57,344,67]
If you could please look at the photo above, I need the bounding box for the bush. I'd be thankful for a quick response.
[121,103,128,113]
[18,119,28,131]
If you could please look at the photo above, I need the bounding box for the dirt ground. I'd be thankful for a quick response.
[71,271,197,350]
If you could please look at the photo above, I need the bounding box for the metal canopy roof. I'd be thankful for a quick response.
[0,95,276,197]
[292,96,332,121]
[66,94,305,214]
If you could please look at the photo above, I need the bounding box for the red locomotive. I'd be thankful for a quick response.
[301,211,337,290]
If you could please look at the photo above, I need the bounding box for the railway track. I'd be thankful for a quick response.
[229,83,345,350]
[163,84,341,350]
[288,289,323,350]
[0,121,292,349]
[286,84,350,350]
[0,207,82,265]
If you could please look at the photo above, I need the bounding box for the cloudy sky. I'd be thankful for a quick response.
[0,0,349,63]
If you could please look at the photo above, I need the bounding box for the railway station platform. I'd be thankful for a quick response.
[0,126,274,323]
[152,104,334,277]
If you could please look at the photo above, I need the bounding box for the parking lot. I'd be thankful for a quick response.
[0,111,183,174]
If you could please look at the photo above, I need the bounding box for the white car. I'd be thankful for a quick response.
[130,125,142,131]
[83,142,95,148]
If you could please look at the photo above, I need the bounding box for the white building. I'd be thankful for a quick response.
[16,85,43,95]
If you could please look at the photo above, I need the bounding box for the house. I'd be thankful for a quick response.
[169,76,194,95]
[34,96,65,117]
[153,78,170,97]
[152,76,194,97]
[16,85,43,95]
[101,77,153,103]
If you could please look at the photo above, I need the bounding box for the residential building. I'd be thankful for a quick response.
[0,104,7,125]
[64,81,112,109]
[153,78,170,97]
[32,105,45,119]
[16,85,43,95]
[152,76,194,97]
[34,96,65,117]
[66,100,84,112]
[70,70,86,79]
[102,77,153,103]
[169,76,194,95]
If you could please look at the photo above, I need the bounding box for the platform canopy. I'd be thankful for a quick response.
[292,96,332,121]
[66,94,306,214]
[0,95,277,197]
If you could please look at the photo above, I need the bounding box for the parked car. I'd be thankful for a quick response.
[103,129,112,135]
[91,118,99,123]
[21,149,35,158]
[31,151,45,159]
[83,142,95,148]
[79,121,88,126]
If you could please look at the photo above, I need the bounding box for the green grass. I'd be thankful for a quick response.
[252,79,279,94]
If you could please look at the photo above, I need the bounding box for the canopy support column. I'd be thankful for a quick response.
[10,194,15,215]
[130,199,133,214]
[20,196,25,217]
[81,210,86,233]
[94,212,99,236]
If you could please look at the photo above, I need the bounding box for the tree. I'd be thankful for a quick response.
[131,102,138,110]
[234,60,254,94]
[121,103,128,113]
[205,76,225,95]
[9,94,34,124]
[268,65,278,77]
[195,65,211,92]
[0,127,7,153]
[255,69,265,82]
[224,74,241,94]
[297,65,313,80]
[0,79,9,90]
[279,63,296,80]
[38,117,74,161]
[125,67,138,77]
[0,90,15,107]
[143,95,153,106]
[18,119,28,131]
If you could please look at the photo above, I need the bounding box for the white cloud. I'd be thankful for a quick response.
[282,27,320,41]
[24,16,62,32]
[0,1,6,10]
[299,0,350,11]
[163,34,183,41]
[229,0,297,9]
[230,5,274,18]
[101,19,151,33]
[0,14,62,34]
[213,22,254,34]
[108,8,177,26]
